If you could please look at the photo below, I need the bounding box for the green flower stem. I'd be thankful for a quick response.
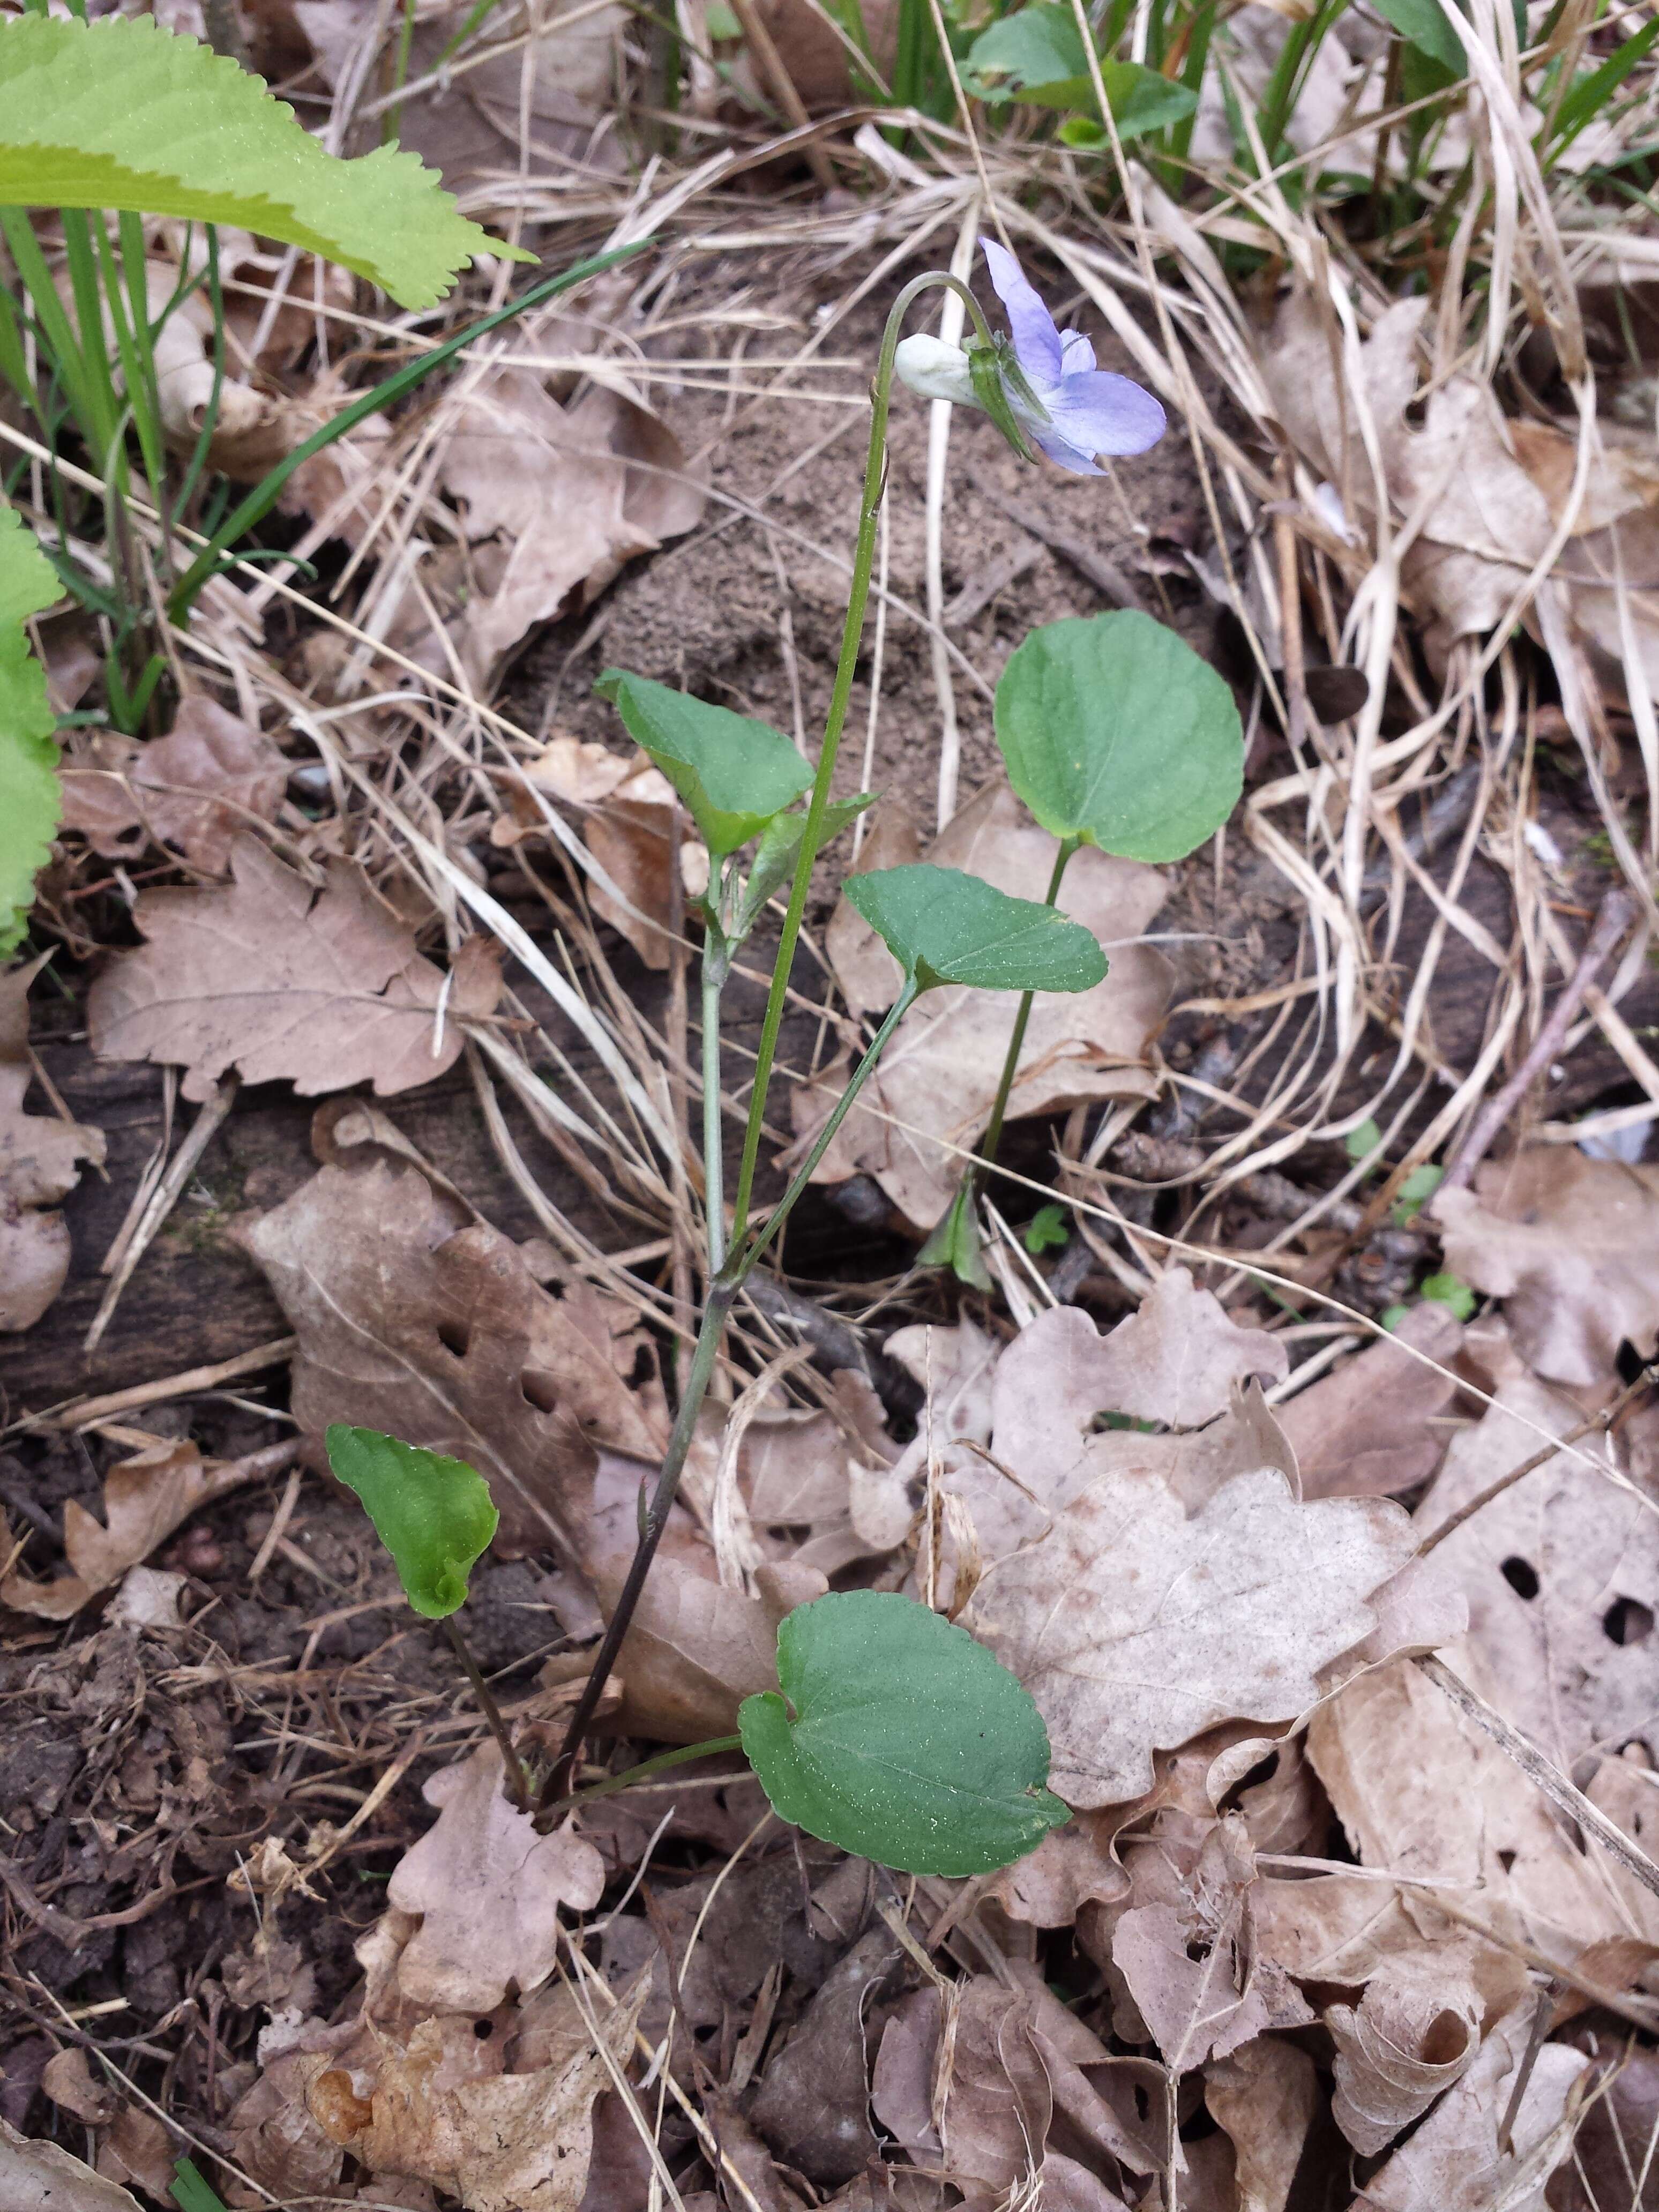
[975,836,1079,1186]
[540,1275,736,1815]
[728,269,997,1249]
[539,1733,744,1818]
[737,977,918,1279]
[702,950,728,1274]
[444,1613,532,1812]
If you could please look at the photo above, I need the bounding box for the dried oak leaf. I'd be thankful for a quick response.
[1352,2003,1587,2212]
[795,783,1172,1229]
[1,1437,269,1619]
[387,1740,604,2013]
[1327,1949,1483,2156]
[58,698,288,873]
[962,1461,1414,1807]
[1278,1299,1463,1499]
[1415,1369,1659,1765]
[88,835,502,1103]
[1205,2038,1319,2212]
[1,958,104,1332]
[242,1159,663,1552]
[0,2119,142,2212]
[1109,1819,1313,2071]
[1434,1152,1659,1386]
[748,1925,900,2185]
[305,1972,647,2212]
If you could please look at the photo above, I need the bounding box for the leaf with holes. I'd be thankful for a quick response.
[738,1590,1070,1876]
[842,865,1106,995]
[995,611,1243,863]
[326,1425,498,1618]
[595,669,812,859]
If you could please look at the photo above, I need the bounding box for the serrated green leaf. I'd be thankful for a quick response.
[326,1425,498,1618]
[0,502,63,958]
[1370,0,1464,75]
[962,6,1195,134]
[738,1590,1070,1876]
[0,14,523,309]
[995,611,1243,863]
[735,791,875,936]
[843,864,1107,995]
[595,669,813,860]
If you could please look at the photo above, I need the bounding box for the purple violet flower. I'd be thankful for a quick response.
[894,237,1165,476]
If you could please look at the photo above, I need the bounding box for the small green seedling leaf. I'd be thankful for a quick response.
[735,791,876,936]
[1344,1118,1382,1163]
[843,865,1107,994]
[738,1590,1070,1875]
[1392,1163,1444,1226]
[0,502,63,956]
[1024,1202,1070,1254]
[919,1178,994,1290]
[171,2157,231,2212]
[325,1425,498,1618]
[1380,1302,1412,1333]
[0,14,524,308]
[994,611,1243,863]
[1370,0,1466,75]
[596,669,812,860]
[1420,1272,1476,1322]
[962,5,1197,136]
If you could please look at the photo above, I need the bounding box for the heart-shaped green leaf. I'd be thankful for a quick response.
[962,5,1197,134]
[739,1590,1069,1876]
[843,864,1106,994]
[326,1425,498,1618]
[995,611,1243,863]
[595,669,812,859]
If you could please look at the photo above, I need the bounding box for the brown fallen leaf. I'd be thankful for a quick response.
[1414,1369,1659,1766]
[1548,2028,1659,2211]
[1350,2002,1588,2211]
[88,836,502,1103]
[305,1973,648,2212]
[0,2119,143,2212]
[1279,1300,1464,1498]
[749,1925,900,2184]
[597,1552,828,1742]
[794,782,1172,1230]
[1109,1819,1313,2070]
[58,699,289,874]
[1205,2037,1319,2212]
[386,1740,605,2013]
[243,1159,663,1552]
[42,2047,122,2127]
[1,1437,274,1619]
[1327,1949,1483,2155]
[1434,1152,1659,1386]
[95,2110,176,2204]
[1,957,105,1333]
[962,1458,1414,1807]
[438,370,705,686]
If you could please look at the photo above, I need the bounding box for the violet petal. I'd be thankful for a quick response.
[980,237,1063,389]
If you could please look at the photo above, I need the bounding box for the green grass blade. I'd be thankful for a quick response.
[0,500,64,954]
[1548,13,1659,156]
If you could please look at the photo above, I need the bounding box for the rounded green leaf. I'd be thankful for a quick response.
[0,14,521,310]
[326,1424,498,1618]
[0,503,63,956]
[995,611,1243,863]
[738,1590,1070,1877]
[843,864,1106,994]
[595,669,812,859]
[962,8,1197,134]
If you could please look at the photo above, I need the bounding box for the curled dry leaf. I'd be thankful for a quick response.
[1,958,105,1333]
[794,783,1172,1229]
[58,698,289,873]
[1109,1819,1313,2071]
[1,1437,268,1618]
[88,836,503,1102]
[1415,1369,1659,1764]
[305,1974,649,2212]
[1278,1300,1464,1499]
[0,2119,143,2212]
[438,370,705,686]
[1351,2003,1588,2212]
[1326,1950,1483,2157]
[1434,1152,1659,1386]
[42,2047,121,2127]
[242,1159,663,1553]
[387,1740,604,2013]
[963,1458,1414,1807]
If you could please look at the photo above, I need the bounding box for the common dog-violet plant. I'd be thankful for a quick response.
[332,241,1244,1878]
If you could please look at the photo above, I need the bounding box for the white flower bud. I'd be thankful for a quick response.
[893,334,978,408]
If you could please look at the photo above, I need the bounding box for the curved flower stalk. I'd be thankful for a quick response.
[895,238,1165,475]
